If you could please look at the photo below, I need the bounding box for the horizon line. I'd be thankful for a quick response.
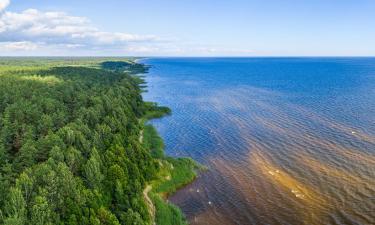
[1,55,375,58]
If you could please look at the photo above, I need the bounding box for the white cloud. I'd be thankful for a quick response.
[0,7,160,55]
[0,41,38,50]
[0,2,253,56]
[0,9,157,44]
[0,0,10,12]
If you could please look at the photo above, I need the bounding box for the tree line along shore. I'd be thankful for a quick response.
[0,58,202,225]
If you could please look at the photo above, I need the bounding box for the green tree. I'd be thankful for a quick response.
[30,195,53,225]
[2,187,26,225]
[84,148,103,189]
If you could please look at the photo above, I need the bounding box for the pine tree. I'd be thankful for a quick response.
[2,187,26,225]
[84,148,103,189]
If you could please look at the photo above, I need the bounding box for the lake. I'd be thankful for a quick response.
[142,58,375,225]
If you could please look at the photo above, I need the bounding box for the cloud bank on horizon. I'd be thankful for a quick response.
[0,0,250,56]
[0,0,165,56]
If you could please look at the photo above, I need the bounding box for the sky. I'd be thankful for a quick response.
[0,0,375,56]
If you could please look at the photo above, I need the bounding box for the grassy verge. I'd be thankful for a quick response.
[143,124,164,158]
[152,157,201,196]
[141,105,203,225]
[150,193,188,225]
[143,102,172,121]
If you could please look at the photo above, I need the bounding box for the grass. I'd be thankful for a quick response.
[142,123,201,196]
[143,102,172,121]
[147,157,201,225]
[141,107,204,225]
[143,124,165,158]
[150,193,188,225]
[153,157,201,196]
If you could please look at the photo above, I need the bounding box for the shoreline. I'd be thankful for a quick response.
[137,60,203,225]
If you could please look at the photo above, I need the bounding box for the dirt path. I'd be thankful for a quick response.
[143,185,156,225]
[140,129,155,223]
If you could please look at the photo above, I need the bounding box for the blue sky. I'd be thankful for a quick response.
[1,0,375,56]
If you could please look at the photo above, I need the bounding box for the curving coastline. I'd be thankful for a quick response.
[0,57,201,225]
[138,60,203,225]
[136,57,375,225]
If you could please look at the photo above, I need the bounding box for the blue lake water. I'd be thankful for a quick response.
[141,58,375,225]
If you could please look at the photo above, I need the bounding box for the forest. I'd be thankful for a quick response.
[0,58,200,225]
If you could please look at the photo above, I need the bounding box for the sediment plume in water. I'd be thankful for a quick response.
[145,58,375,225]
[200,86,375,224]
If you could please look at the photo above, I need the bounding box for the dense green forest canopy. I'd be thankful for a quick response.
[0,58,194,225]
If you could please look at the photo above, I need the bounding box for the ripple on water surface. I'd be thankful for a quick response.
[143,58,375,225]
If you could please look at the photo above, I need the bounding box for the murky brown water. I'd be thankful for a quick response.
[143,58,375,225]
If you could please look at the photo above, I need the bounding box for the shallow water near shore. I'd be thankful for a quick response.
[142,58,375,225]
